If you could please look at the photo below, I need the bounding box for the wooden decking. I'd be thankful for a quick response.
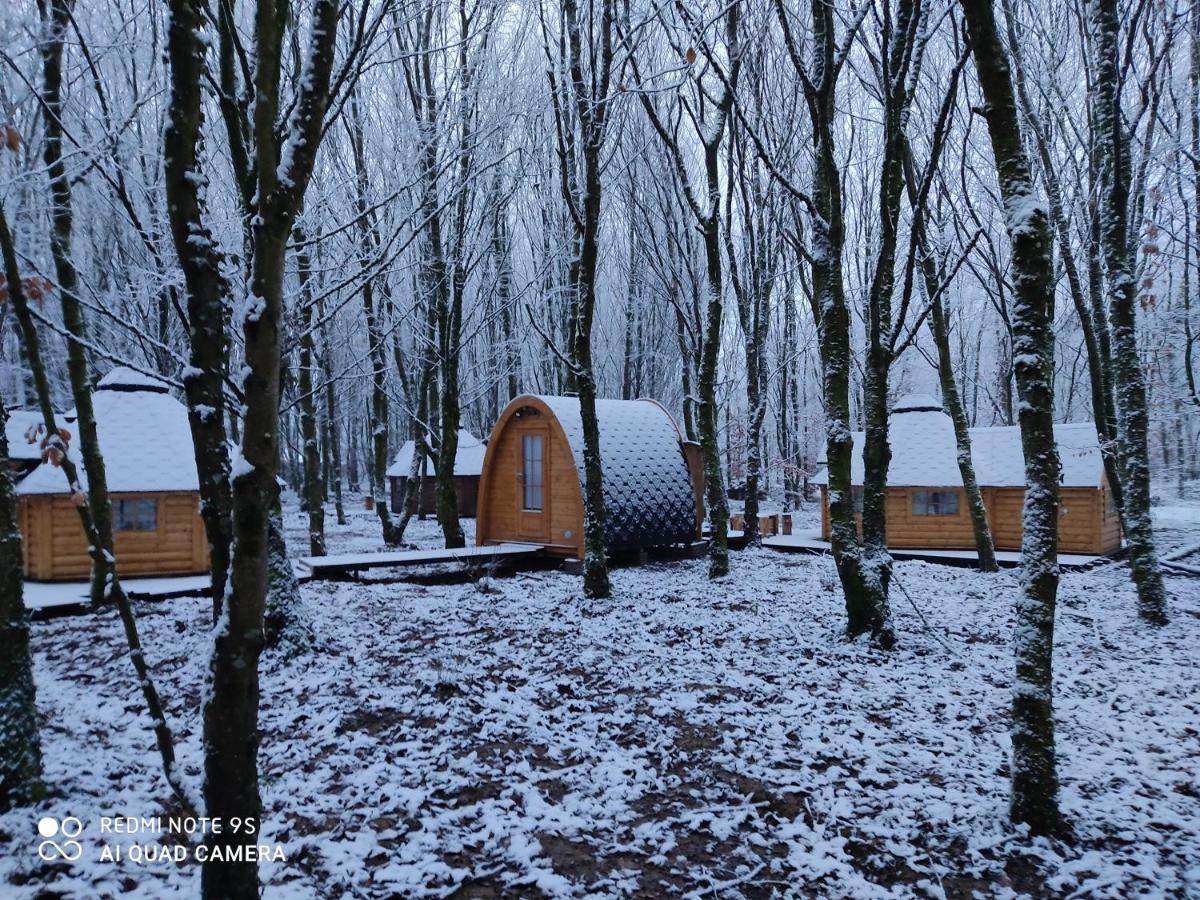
[297,542,544,579]
[763,530,1110,570]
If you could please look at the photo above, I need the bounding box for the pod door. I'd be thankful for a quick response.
[516,427,549,543]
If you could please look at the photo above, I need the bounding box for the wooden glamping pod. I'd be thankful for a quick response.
[813,394,1122,556]
[16,367,208,580]
[476,395,702,558]
[388,429,485,517]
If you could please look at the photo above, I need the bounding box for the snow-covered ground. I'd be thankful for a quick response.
[2,498,1199,897]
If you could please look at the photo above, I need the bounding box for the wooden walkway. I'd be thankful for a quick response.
[297,542,544,580]
[762,530,1108,571]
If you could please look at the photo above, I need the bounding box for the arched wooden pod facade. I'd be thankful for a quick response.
[476,395,702,559]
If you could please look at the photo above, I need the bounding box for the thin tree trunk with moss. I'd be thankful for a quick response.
[1001,0,1125,519]
[321,353,346,526]
[725,129,772,546]
[314,289,345,526]
[2,201,195,816]
[930,288,998,571]
[696,132,732,579]
[1088,0,1169,625]
[0,400,44,813]
[294,231,325,555]
[557,0,614,598]
[902,152,997,571]
[635,6,739,578]
[348,92,401,547]
[960,0,1064,837]
[40,0,118,606]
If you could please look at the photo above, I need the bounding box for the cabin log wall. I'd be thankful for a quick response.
[819,483,1119,556]
[389,475,480,517]
[18,491,209,580]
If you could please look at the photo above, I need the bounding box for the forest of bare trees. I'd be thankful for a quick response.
[2,0,1197,893]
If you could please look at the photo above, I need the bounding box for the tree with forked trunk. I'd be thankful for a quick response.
[164,0,342,893]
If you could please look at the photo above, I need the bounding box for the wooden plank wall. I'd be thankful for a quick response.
[819,484,1118,555]
[389,475,480,517]
[19,491,208,580]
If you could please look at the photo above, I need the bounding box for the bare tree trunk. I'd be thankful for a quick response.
[320,337,346,526]
[1088,0,1169,625]
[960,0,1064,837]
[200,0,339,893]
[725,126,773,546]
[0,398,44,813]
[264,501,313,654]
[900,120,998,570]
[931,289,998,571]
[1188,0,1200,411]
[163,0,235,620]
[554,0,615,598]
[634,5,740,578]
[348,93,401,547]
[294,231,325,555]
[1001,0,1126,520]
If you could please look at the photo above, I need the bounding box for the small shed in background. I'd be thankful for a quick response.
[16,367,208,580]
[387,429,486,517]
[4,408,45,481]
[476,395,702,559]
[812,394,1121,556]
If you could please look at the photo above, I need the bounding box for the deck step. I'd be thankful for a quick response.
[298,542,543,579]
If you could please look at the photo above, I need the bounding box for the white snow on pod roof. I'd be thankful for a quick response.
[387,429,486,478]
[812,395,1105,489]
[16,367,199,495]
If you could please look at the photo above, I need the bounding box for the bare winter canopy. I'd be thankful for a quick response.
[0,0,1195,892]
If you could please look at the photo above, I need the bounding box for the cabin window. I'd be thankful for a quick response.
[115,498,157,532]
[911,490,959,517]
[521,434,543,511]
[851,487,864,514]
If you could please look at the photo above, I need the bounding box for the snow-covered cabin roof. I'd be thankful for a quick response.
[533,395,697,551]
[97,366,172,393]
[968,422,1103,489]
[811,394,1105,489]
[386,429,486,478]
[16,367,199,495]
[4,409,46,462]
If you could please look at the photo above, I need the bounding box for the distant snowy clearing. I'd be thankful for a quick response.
[2,505,1198,898]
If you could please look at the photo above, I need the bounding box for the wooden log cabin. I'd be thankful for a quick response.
[16,367,208,580]
[476,395,703,558]
[387,429,485,517]
[813,394,1122,556]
